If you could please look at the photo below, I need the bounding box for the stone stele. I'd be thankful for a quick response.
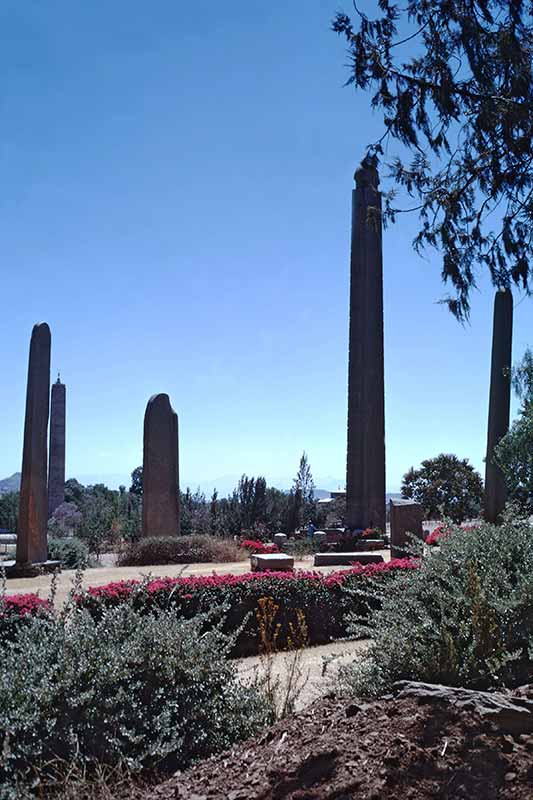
[16,323,51,565]
[48,375,66,517]
[142,393,180,537]
[389,498,423,559]
[346,155,386,533]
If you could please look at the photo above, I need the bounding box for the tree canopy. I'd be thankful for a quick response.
[401,453,484,521]
[495,347,533,512]
[333,0,533,319]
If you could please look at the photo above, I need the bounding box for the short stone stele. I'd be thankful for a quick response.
[389,498,423,559]
[142,393,180,538]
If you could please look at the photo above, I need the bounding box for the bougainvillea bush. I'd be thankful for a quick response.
[0,593,50,642]
[425,525,451,546]
[341,514,533,697]
[240,539,280,555]
[425,523,479,546]
[76,559,418,657]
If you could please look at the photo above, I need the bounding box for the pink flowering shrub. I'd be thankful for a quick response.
[0,593,51,640]
[240,539,280,555]
[425,523,480,546]
[361,528,381,539]
[77,558,418,657]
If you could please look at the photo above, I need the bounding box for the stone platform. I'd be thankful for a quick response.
[250,553,294,572]
[314,553,384,567]
[2,560,61,578]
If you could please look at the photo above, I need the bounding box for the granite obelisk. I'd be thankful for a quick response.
[346,156,386,533]
[16,323,51,565]
[48,375,66,517]
[484,288,513,523]
[142,394,180,537]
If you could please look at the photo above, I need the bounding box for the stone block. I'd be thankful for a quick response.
[273,533,288,546]
[314,552,384,567]
[389,498,423,559]
[250,553,294,572]
[313,531,327,545]
[3,559,60,578]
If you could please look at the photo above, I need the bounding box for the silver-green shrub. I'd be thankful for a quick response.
[340,511,533,697]
[0,602,270,797]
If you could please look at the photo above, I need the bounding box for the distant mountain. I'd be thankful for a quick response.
[0,473,21,495]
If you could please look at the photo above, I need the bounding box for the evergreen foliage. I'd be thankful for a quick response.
[333,1,533,318]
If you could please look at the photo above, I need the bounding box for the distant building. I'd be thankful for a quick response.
[318,489,346,506]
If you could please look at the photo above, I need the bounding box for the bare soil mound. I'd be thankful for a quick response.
[144,684,533,800]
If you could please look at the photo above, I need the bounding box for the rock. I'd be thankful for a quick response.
[393,682,533,735]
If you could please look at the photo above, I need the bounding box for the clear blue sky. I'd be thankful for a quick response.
[1,0,531,493]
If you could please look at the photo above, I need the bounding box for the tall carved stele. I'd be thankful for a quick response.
[48,375,66,517]
[16,323,51,565]
[484,288,513,523]
[346,156,386,533]
[142,393,180,537]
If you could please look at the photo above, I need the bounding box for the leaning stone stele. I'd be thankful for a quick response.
[9,323,59,576]
[142,393,180,538]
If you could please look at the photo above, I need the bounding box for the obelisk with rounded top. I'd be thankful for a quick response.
[346,156,386,533]
[17,322,51,565]
[142,393,180,537]
[48,374,66,517]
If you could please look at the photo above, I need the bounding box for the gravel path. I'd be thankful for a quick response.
[237,639,368,712]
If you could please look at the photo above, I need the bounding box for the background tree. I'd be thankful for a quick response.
[401,453,484,522]
[511,347,533,407]
[0,492,19,532]
[293,451,316,528]
[333,1,533,319]
[129,466,143,496]
[495,348,533,513]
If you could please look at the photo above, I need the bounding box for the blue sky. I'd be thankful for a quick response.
[1,0,531,493]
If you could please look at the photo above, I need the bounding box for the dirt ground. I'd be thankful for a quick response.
[3,552,391,607]
[144,691,533,800]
